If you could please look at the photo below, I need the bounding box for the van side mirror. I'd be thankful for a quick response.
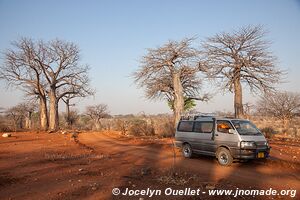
[228,129,237,134]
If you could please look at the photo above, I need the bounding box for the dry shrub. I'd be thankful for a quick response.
[0,115,13,132]
[0,123,13,132]
[99,118,113,131]
[285,127,298,137]
[113,115,175,137]
[128,119,155,136]
[74,115,94,131]
[260,127,277,139]
[156,170,196,186]
[154,119,175,138]
[115,119,130,135]
[250,116,300,138]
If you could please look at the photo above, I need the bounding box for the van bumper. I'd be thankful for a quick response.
[231,147,271,159]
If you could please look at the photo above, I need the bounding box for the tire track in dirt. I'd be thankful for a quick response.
[77,132,300,194]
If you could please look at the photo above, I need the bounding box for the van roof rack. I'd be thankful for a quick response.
[180,113,216,120]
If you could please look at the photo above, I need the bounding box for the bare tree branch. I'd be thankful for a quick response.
[256,91,300,128]
[202,25,284,118]
[1,38,49,130]
[133,37,208,126]
[85,104,110,130]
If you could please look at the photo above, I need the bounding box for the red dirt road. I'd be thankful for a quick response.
[0,131,299,200]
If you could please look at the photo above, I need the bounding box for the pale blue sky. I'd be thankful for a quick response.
[0,0,299,114]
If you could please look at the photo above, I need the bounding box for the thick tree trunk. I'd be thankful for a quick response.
[65,99,70,127]
[25,111,32,129]
[13,120,18,132]
[49,88,59,131]
[173,72,184,128]
[17,117,23,130]
[39,96,48,130]
[95,122,101,131]
[234,77,244,118]
[282,117,289,130]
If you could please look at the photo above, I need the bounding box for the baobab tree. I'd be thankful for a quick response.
[19,102,35,129]
[256,91,300,128]
[202,25,283,118]
[85,104,110,130]
[1,38,48,130]
[133,38,207,127]
[35,39,93,131]
[5,103,34,131]
[1,38,93,131]
[6,105,25,131]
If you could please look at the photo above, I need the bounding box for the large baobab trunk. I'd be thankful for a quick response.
[173,72,184,127]
[25,110,32,129]
[49,88,59,131]
[234,76,244,118]
[39,96,48,130]
[95,121,101,130]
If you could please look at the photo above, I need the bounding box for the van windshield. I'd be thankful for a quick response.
[231,120,262,136]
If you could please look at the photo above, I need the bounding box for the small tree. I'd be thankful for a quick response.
[133,38,207,127]
[5,103,34,131]
[85,104,110,130]
[6,106,23,131]
[61,92,95,128]
[62,94,76,128]
[256,91,300,128]
[22,103,35,129]
[202,25,283,118]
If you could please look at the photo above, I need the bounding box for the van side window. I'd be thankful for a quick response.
[177,121,194,132]
[217,120,233,134]
[194,121,213,133]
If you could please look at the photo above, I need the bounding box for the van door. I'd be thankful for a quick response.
[176,121,196,148]
[214,120,240,151]
[194,121,215,153]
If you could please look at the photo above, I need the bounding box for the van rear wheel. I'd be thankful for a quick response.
[182,144,193,158]
[217,147,233,166]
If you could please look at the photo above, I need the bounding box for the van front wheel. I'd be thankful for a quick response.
[182,144,193,158]
[216,147,233,166]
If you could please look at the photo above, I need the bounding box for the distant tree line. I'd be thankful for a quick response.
[0,101,111,132]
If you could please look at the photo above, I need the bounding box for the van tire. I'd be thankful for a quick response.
[216,147,233,166]
[182,144,193,158]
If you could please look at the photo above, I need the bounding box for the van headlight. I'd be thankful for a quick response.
[264,141,269,147]
[241,141,256,149]
[265,141,270,148]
